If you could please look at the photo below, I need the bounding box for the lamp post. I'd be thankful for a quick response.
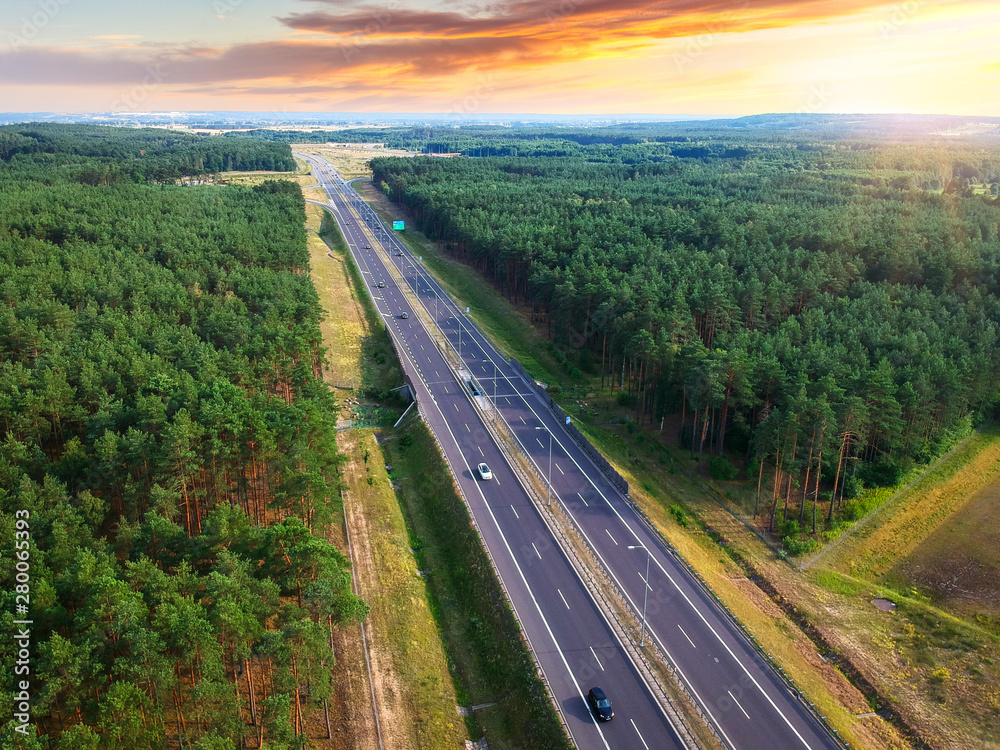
[486,359,498,421]
[627,544,650,646]
[535,426,552,506]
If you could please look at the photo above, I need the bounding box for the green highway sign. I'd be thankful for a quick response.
[392,220,405,230]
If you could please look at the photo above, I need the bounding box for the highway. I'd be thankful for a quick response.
[299,153,687,750]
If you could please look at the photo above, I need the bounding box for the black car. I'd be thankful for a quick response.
[587,687,613,722]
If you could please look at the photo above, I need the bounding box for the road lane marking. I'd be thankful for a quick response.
[639,571,651,590]
[728,691,751,720]
[578,492,589,507]
[435,370,440,377]
[678,624,696,648]
[589,646,604,671]
[536,437,544,448]
[443,386,449,393]
[558,589,570,610]
[465,424,470,432]
[505,397,511,405]
[511,505,519,519]
[454,404,460,412]
[520,416,526,424]
[478,446,484,456]
[630,720,651,750]
[605,529,618,545]
[420,344,425,350]
[555,462,564,475]
[531,543,542,560]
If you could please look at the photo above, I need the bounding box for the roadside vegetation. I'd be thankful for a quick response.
[340,121,1000,749]
[0,127,363,749]
[307,188,572,750]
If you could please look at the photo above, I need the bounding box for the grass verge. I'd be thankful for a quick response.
[349,180,934,749]
[383,418,573,750]
[338,427,468,750]
[823,424,1000,581]
[307,197,463,749]
[312,195,571,750]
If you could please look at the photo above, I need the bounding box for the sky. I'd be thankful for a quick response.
[0,0,997,115]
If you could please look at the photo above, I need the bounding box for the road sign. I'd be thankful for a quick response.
[392,220,405,230]
[566,417,571,425]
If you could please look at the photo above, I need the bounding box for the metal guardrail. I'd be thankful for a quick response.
[320,179,576,746]
[414,400,576,747]
[322,166,850,750]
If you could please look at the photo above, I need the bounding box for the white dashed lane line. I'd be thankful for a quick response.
[589,646,604,671]
[678,624,696,649]
[605,529,618,545]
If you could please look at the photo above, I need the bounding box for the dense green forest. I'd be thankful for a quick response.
[1,123,295,183]
[368,130,1000,541]
[0,127,364,748]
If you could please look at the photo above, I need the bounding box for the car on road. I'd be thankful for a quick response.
[377,281,385,288]
[587,687,613,722]
[400,312,408,319]
[365,244,371,249]
[477,463,492,480]
[395,251,403,256]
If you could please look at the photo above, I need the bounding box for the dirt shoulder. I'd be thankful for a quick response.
[306,197,468,750]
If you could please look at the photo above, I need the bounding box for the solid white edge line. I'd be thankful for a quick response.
[311,187,610,750]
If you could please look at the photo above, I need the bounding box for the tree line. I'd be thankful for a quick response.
[0,129,364,748]
[369,131,1000,546]
[1,124,296,184]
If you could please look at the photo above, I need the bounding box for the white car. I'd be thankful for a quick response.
[477,463,492,480]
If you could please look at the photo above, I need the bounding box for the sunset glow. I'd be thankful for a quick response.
[0,0,997,114]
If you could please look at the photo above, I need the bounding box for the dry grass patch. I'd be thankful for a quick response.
[295,144,419,180]
[825,426,1000,581]
[338,429,468,750]
[305,202,364,387]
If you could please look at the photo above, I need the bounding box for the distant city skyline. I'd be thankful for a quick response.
[1,0,997,116]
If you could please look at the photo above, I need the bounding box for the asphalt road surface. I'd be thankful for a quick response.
[300,152,844,750]
[300,153,686,750]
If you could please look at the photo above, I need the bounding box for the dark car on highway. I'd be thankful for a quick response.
[587,687,613,722]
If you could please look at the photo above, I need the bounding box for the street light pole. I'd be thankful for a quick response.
[536,426,552,506]
[628,544,650,646]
